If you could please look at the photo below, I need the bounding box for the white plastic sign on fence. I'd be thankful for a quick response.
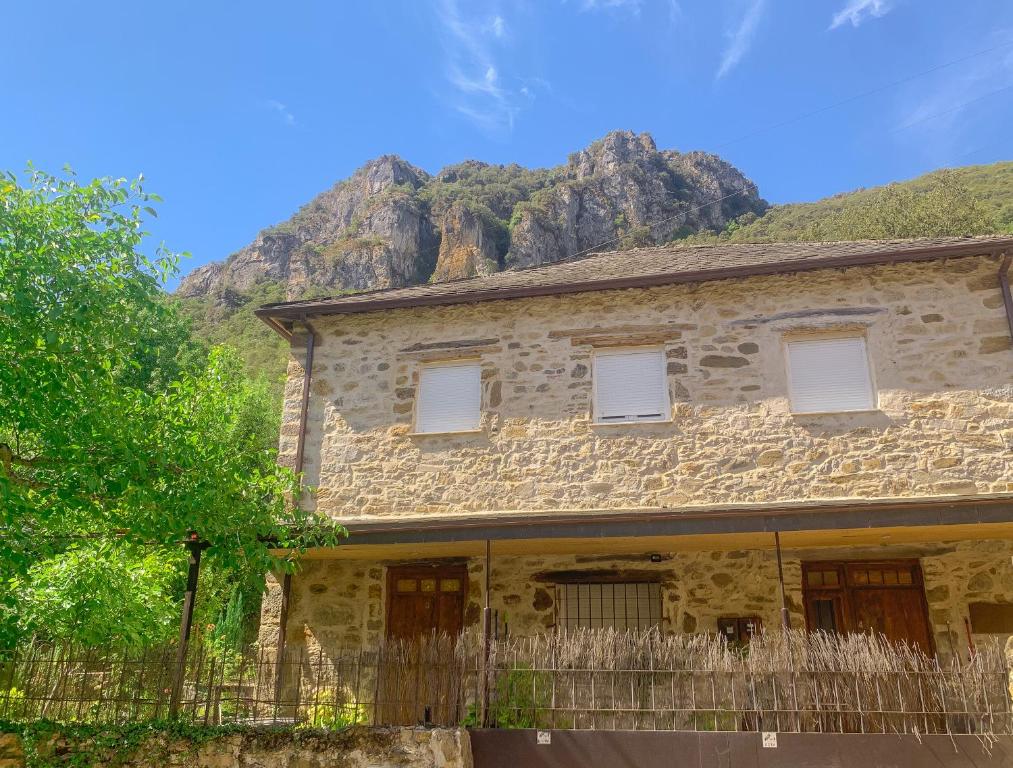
[762,732,778,749]
[537,731,552,745]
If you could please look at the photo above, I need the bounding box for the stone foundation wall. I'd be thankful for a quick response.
[0,727,471,768]
[278,255,1012,519]
[262,540,1013,664]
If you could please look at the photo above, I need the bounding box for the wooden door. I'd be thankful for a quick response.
[386,565,467,640]
[379,564,468,726]
[851,588,934,652]
[802,560,934,655]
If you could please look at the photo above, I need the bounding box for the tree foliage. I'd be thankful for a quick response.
[11,542,181,647]
[0,169,339,647]
[691,168,1006,245]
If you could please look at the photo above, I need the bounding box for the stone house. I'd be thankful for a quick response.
[255,235,1013,663]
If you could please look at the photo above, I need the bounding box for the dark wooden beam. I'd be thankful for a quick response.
[169,534,208,718]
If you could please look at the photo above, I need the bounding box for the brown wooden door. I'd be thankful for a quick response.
[386,565,467,640]
[802,560,934,655]
[851,588,934,652]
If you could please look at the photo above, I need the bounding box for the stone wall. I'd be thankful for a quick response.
[262,540,1013,663]
[923,539,1013,653]
[277,255,1012,519]
[0,727,471,768]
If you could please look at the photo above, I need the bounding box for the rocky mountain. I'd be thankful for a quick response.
[175,131,1010,392]
[176,131,765,305]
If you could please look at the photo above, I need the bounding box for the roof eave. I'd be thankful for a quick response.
[255,238,1013,323]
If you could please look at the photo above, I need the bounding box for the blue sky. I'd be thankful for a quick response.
[3,1,1012,289]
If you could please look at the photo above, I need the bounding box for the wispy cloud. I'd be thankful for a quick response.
[434,0,538,134]
[830,0,892,30]
[716,0,765,79]
[577,0,643,13]
[573,0,683,21]
[264,100,296,126]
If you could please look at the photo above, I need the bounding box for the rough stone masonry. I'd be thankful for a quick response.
[282,255,1011,514]
[260,253,1013,659]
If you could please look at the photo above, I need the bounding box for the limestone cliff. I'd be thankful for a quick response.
[177,131,766,306]
[507,132,762,268]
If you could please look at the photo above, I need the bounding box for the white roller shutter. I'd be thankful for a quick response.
[416,362,482,433]
[593,349,669,423]
[786,337,875,413]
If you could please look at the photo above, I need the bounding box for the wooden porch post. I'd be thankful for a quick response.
[481,539,492,727]
[170,533,207,718]
[273,572,293,699]
[774,531,791,630]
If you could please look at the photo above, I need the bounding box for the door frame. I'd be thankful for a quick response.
[385,562,469,639]
[801,558,935,655]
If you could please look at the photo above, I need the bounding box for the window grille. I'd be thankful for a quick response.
[555,582,662,631]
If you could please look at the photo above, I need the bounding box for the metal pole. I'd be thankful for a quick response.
[170,534,206,718]
[774,531,791,631]
[293,323,316,482]
[997,253,1013,344]
[481,539,492,727]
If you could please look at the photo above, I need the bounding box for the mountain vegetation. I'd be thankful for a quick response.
[695,163,1013,244]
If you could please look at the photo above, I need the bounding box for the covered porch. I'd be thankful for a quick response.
[261,494,1013,664]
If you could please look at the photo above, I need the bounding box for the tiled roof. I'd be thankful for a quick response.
[257,235,1013,320]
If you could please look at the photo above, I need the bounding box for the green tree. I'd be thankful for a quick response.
[796,172,997,241]
[11,542,181,647]
[0,169,338,647]
[690,170,1002,245]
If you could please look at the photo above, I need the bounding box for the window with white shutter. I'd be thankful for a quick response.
[786,336,875,414]
[593,348,669,423]
[415,361,482,433]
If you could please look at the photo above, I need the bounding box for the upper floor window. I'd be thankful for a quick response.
[592,348,669,423]
[416,361,481,433]
[785,336,875,414]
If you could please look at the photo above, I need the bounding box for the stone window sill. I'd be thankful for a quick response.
[790,408,882,417]
[408,429,485,437]
[591,419,674,428]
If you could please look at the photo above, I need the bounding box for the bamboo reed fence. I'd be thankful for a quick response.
[486,629,1013,736]
[1,630,1010,737]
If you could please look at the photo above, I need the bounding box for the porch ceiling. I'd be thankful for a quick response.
[278,492,1013,560]
[287,520,1013,561]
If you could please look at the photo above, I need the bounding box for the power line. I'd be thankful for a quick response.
[554,77,1013,263]
[231,44,1013,309]
[890,83,1013,134]
[713,39,1013,149]
[418,50,1013,271]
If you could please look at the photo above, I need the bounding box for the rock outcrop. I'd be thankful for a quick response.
[508,132,761,269]
[177,131,766,305]
[431,201,501,282]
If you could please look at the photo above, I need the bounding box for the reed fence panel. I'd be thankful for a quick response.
[1,630,1009,737]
